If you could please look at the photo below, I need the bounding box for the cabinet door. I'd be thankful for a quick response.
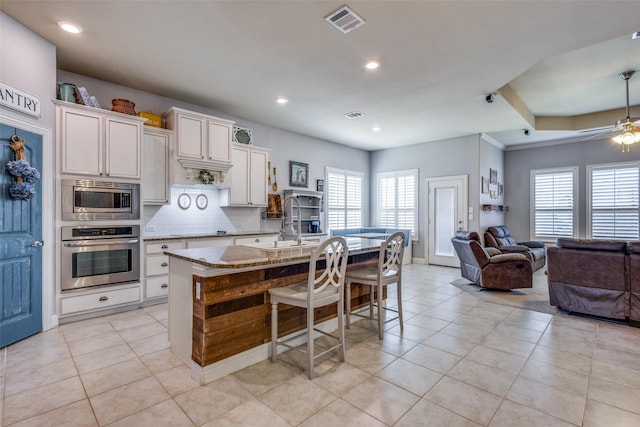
[186,238,233,248]
[143,129,170,204]
[60,108,102,176]
[229,146,250,205]
[106,118,142,179]
[176,114,205,159]
[249,149,268,206]
[207,120,232,163]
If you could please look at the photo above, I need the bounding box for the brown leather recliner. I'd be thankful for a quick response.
[484,225,546,272]
[451,230,533,290]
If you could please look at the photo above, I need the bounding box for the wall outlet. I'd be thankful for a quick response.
[145,225,156,232]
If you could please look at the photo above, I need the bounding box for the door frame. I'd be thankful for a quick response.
[1,110,56,331]
[426,175,468,266]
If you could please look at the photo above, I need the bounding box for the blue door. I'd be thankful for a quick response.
[0,123,43,347]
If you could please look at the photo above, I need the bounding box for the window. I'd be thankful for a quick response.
[588,162,639,239]
[377,169,418,238]
[325,167,363,231]
[531,167,578,240]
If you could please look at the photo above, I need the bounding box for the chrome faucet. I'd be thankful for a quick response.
[282,195,302,245]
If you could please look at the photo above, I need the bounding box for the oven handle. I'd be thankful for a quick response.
[63,238,140,247]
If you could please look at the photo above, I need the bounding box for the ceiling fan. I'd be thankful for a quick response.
[583,70,640,152]
[612,70,640,151]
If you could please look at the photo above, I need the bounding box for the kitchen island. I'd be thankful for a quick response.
[165,237,384,384]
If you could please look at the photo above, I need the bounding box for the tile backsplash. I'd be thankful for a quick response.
[143,186,261,237]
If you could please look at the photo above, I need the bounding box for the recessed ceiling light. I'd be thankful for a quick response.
[275,97,289,105]
[372,126,381,132]
[365,60,380,70]
[58,21,82,34]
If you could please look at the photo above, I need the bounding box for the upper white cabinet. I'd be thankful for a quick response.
[56,101,145,179]
[162,107,234,185]
[224,144,268,207]
[143,127,172,205]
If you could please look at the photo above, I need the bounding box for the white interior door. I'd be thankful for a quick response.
[427,175,468,267]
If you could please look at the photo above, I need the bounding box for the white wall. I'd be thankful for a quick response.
[370,134,482,260]
[505,137,640,241]
[1,13,57,125]
[478,138,505,240]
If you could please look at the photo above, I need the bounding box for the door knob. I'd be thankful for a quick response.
[31,240,44,247]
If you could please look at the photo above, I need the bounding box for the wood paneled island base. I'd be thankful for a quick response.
[165,238,385,384]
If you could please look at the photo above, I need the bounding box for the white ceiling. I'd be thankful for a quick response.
[2,1,640,151]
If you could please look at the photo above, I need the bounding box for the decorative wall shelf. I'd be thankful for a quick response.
[481,204,507,212]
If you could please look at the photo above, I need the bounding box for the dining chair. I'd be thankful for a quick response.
[268,236,348,379]
[345,231,405,339]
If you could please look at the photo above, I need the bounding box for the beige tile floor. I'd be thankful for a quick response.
[3,264,640,426]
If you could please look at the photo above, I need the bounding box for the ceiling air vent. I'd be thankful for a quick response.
[325,5,365,34]
[344,111,366,119]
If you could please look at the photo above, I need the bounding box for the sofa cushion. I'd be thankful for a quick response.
[556,238,627,253]
[489,225,510,238]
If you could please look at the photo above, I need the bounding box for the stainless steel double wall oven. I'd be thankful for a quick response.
[60,179,141,291]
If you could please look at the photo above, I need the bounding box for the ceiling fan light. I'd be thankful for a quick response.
[613,131,640,145]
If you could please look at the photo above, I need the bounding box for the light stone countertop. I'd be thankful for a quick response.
[164,237,384,269]
[143,231,278,242]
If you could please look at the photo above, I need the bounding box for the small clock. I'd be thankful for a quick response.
[196,194,208,210]
[233,126,253,145]
[177,193,191,210]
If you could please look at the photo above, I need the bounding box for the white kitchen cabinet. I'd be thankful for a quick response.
[162,107,234,185]
[144,239,185,300]
[143,127,171,204]
[234,234,278,245]
[224,145,268,207]
[186,237,233,249]
[60,284,140,316]
[56,101,144,179]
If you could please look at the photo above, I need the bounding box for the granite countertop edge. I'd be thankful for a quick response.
[143,231,278,242]
[164,237,382,269]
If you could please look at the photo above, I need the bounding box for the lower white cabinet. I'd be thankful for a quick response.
[60,284,140,316]
[234,234,278,245]
[186,238,233,248]
[144,239,185,300]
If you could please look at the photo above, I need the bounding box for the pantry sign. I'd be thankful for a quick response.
[0,81,41,118]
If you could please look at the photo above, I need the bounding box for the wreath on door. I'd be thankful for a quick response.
[5,134,40,200]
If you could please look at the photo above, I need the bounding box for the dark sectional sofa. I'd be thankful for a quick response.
[547,238,640,325]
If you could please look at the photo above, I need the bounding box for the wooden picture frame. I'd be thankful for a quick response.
[289,161,308,187]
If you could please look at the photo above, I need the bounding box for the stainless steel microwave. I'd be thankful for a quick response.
[61,179,140,220]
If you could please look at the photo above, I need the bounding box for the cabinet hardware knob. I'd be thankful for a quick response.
[255,238,259,243]
[161,244,168,249]
[161,262,169,267]
[161,284,168,288]
[99,296,109,302]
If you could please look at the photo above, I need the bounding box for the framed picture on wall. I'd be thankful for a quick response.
[289,161,308,187]
[482,176,489,194]
[490,168,498,184]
